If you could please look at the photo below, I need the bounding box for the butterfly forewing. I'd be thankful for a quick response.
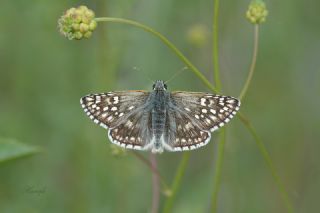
[167,91,240,151]
[80,90,152,149]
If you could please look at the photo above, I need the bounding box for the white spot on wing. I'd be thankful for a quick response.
[200,98,206,106]
[113,96,119,104]
[210,109,216,114]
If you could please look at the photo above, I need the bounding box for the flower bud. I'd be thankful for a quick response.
[89,21,97,31]
[79,23,89,33]
[83,31,92,39]
[58,5,97,40]
[246,0,268,24]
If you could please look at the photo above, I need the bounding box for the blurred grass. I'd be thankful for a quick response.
[0,0,320,212]
[0,138,40,163]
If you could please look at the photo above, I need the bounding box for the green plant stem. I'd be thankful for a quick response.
[213,0,221,91]
[210,1,226,212]
[162,152,190,213]
[239,25,259,100]
[211,128,226,212]
[238,113,293,213]
[95,17,218,94]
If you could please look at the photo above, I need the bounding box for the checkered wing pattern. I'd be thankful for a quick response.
[166,91,240,151]
[80,91,151,150]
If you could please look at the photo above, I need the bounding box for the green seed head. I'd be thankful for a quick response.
[246,0,268,24]
[89,21,97,31]
[58,5,97,40]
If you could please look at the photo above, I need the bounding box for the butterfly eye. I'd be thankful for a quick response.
[164,84,167,90]
[152,84,156,90]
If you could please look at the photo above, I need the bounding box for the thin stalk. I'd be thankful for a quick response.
[210,1,226,212]
[150,154,160,213]
[211,128,226,212]
[95,17,218,94]
[238,113,293,213]
[162,152,191,213]
[132,152,170,191]
[213,0,221,91]
[239,25,259,100]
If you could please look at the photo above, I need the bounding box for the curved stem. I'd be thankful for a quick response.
[95,17,218,93]
[238,113,293,213]
[150,154,160,213]
[239,25,259,100]
[211,128,226,212]
[213,0,221,91]
[162,152,190,213]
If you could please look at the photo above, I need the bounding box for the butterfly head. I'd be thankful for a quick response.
[152,80,167,91]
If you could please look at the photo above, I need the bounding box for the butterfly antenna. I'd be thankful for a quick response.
[165,66,188,84]
[133,66,154,83]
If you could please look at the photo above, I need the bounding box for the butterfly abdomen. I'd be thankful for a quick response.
[152,109,166,134]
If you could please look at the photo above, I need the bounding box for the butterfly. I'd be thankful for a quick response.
[80,80,240,153]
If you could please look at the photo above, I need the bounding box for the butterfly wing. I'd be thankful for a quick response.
[80,90,152,150]
[164,91,240,151]
[163,107,212,151]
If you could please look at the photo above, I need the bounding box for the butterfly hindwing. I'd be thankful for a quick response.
[108,108,152,150]
[164,108,211,151]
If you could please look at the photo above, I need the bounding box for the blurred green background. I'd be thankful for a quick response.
[0,0,319,212]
